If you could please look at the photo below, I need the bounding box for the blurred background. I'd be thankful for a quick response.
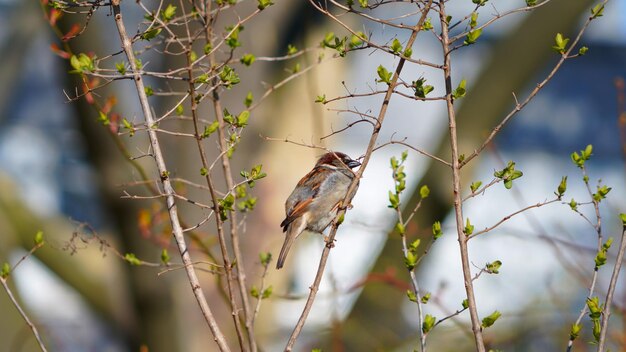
[0,0,625,351]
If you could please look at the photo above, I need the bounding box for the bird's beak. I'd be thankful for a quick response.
[347,160,361,169]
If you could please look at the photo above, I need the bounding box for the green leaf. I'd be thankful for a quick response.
[494,161,523,189]
[404,251,418,271]
[390,38,403,54]
[525,0,537,6]
[432,221,442,240]
[595,238,613,268]
[421,17,433,31]
[124,253,142,266]
[406,290,417,302]
[578,46,588,55]
[412,78,434,98]
[593,185,612,202]
[421,292,431,304]
[262,285,273,299]
[409,239,421,251]
[349,32,367,48]
[486,260,502,274]
[463,218,474,236]
[144,86,154,97]
[464,29,482,45]
[552,33,569,54]
[1,262,10,279]
[115,62,127,75]
[244,92,254,108]
[34,231,44,245]
[287,44,298,55]
[161,248,170,264]
[218,194,235,220]
[250,285,259,298]
[472,0,488,6]
[315,94,327,104]
[422,314,436,334]
[592,319,601,342]
[586,297,602,319]
[201,121,220,139]
[420,185,430,198]
[481,311,501,328]
[358,0,368,7]
[141,27,162,41]
[591,4,604,18]
[569,323,582,341]
[123,118,135,136]
[569,198,578,211]
[390,156,399,170]
[235,185,247,199]
[462,299,469,309]
[240,53,256,66]
[260,252,272,266]
[556,176,567,197]
[376,65,392,84]
[469,12,478,28]
[219,65,240,88]
[200,167,208,176]
[388,191,400,209]
[395,222,406,235]
[257,0,273,9]
[452,79,467,99]
[322,32,336,48]
[225,25,244,49]
[620,213,626,226]
[203,43,213,54]
[161,4,177,22]
[175,104,184,116]
[236,110,250,127]
[470,181,482,193]
[70,53,95,73]
[98,111,110,126]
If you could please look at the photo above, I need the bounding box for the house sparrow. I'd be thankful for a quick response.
[277,152,361,269]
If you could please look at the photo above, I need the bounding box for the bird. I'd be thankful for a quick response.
[276,151,361,269]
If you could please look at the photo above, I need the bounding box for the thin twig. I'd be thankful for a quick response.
[1,278,48,352]
[597,224,626,351]
[438,1,485,349]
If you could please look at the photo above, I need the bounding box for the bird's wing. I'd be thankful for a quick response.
[280,166,333,232]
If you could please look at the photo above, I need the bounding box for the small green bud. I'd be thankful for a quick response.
[124,253,142,266]
[569,323,582,341]
[161,248,170,264]
[422,314,436,334]
[34,231,44,245]
[481,310,501,328]
[260,252,272,266]
[1,262,10,279]
[420,185,430,199]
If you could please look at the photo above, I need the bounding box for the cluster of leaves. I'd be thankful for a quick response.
[412,78,434,98]
[388,151,408,211]
[321,31,367,57]
[493,161,523,189]
[586,296,604,342]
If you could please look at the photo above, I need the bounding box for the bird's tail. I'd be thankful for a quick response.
[276,217,306,269]
[276,233,295,270]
